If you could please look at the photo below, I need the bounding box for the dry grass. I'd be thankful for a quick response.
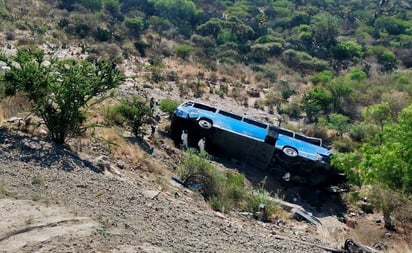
[93,127,144,164]
[386,240,412,253]
[0,95,31,119]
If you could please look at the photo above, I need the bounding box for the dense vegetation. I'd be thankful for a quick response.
[0,0,411,232]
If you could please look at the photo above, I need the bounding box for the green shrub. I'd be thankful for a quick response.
[159,98,179,116]
[332,138,356,153]
[246,177,278,221]
[177,150,248,213]
[177,149,223,200]
[349,122,378,142]
[117,96,152,138]
[81,0,102,11]
[175,44,194,60]
[104,105,124,125]
[124,17,144,37]
[348,68,367,81]
[94,27,112,42]
[332,40,363,60]
[310,70,334,85]
[282,49,328,72]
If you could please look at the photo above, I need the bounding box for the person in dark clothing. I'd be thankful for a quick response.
[150,124,156,139]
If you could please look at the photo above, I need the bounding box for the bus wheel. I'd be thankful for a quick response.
[282,147,298,157]
[198,118,212,130]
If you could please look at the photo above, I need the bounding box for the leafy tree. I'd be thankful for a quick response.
[103,0,121,17]
[124,17,145,37]
[117,96,152,138]
[196,18,223,38]
[301,86,333,122]
[374,16,411,36]
[81,0,102,11]
[325,113,350,135]
[378,49,396,72]
[255,35,284,44]
[134,40,150,57]
[333,103,412,194]
[148,0,199,35]
[0,49,123,145]
[359,104,412,194]
[347,68,367,81]
[217,29,238,45]
[310,13,341,57]
[310,70,335,85]
[225,2,254,22]
[93,27,112,42]
[175,44,194,60]
[148,16,172,33]
[362,102,392,132]
[326,78,354,113]
[332,40,364,60]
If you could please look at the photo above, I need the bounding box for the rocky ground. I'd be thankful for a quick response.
[0,127,342,253]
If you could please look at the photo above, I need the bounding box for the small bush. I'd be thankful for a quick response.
[159,98,179,116]
[177,149,223,199]
[117,96,152,138]
[332,138,357,153]
[369,185,412,232]
[282,49,329,72]
[177,150,248,213]
[246,177,278,221]
[175,44,194,60]
[104,105,124,125]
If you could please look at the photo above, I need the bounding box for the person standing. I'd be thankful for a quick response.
[150,124,156,139]
[198,137,206,152]
[150,97,155,110]
[181,130,188,149]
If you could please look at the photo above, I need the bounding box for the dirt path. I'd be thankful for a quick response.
[0,199,97,252]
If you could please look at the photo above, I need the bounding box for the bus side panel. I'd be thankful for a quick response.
[211,128,274,170]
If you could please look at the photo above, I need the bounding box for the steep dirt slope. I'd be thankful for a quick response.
[0,129,331,253]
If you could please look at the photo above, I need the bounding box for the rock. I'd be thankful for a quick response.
[6,117,23,123]
[142,190,161,199]
[117,159,126,169]
[93,155,111,170]
[215,212,225,219]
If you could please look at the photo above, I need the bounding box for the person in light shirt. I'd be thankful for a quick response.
[181,130,188,149]
[198,137,206,152]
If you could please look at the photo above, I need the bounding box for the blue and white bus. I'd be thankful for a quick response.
[171,101,341,185]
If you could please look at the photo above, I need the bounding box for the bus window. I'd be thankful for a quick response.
[295,134,322,146]
[243,118,267,129]
[193,103,217,113]
[218,110,243,120]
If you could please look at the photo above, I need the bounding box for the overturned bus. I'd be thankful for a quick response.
[170,101,343,185]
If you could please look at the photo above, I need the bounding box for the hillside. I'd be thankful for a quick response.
[0,0,411,252]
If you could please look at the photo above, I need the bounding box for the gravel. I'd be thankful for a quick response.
[0,128,330,253]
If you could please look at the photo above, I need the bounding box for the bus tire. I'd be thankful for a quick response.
[282,147,298,158]
[198,118,213,130]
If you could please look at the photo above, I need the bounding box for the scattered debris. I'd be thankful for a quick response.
[344,238,382,253]
[293,208,322,226]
